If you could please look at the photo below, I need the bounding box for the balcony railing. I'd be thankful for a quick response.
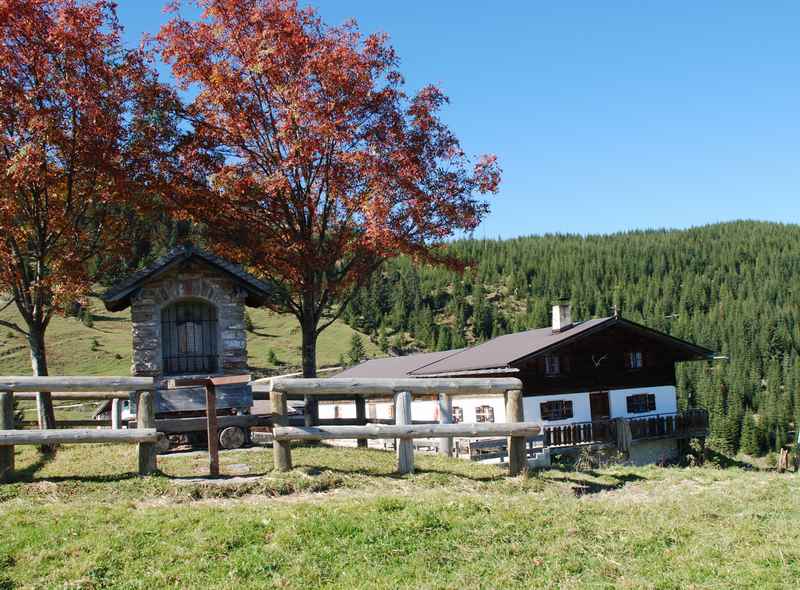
[544,408,709,448]
[628,408,709,440]
[544,420,616,447]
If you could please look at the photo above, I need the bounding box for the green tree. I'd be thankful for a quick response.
[348,335,367,366]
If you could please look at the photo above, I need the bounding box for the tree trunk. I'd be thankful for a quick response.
[300,303,319,426]
[28,325,56,430]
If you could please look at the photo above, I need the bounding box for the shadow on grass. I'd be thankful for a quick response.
[703,449,752,469]
[12,446,58,481]
[13,471,142,484]
[250,330,280,338]
[558,471,649,496]
[291,462,507,483]
[89,314,127,323]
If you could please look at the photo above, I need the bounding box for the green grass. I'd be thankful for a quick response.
[1,444,799,589]
[0,296,381,377]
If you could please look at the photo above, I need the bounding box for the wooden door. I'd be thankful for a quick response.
[589,391,610,421]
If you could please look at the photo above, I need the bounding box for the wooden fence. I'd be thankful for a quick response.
[260,377,537,476]
[0,377,157,483]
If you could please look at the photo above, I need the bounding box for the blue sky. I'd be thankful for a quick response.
[117,1,800,239]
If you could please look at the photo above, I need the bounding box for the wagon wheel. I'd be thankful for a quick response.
[155,434,172,454]
[219,426,246,450]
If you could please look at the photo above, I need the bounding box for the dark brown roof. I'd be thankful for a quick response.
[336,349,466,379]
[102,245,274,311]
[337,316,715,379]
[410,318,612,376]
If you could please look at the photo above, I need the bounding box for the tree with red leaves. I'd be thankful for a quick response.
[0,0,172,428]
[158,0,501,387]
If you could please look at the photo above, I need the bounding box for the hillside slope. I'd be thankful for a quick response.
[0,297,380,377]
[345,220,800,456]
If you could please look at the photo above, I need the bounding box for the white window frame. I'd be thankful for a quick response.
[544,355,561,376]
[626,351,644,370]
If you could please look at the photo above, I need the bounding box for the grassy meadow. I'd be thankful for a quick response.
[0,296,380,377]
[1,444,799,589]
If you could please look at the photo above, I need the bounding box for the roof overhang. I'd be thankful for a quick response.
[510,317,715,367]
[102,246,274,312]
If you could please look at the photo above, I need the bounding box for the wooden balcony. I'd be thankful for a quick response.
[544,408,709,448]
[627,408,709,441]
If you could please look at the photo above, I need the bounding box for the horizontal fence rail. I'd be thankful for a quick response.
[0,428,158,445]
[19,419,115,428]
[268,378,529,476]
[0,377,158,483]
[13,392,133,400]
[259,377,523,397]
[273,422,541,442]
[0,376,155,392]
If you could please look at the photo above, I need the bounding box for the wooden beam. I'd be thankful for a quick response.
[0,428,158,445]
[0,376,155,392]
[506,389,526,476]
[273,421,541,441]
[259,377,523,397]
[13,392,133,400]
[205,382,220,477]
[166,374,251,388]
[148,414,258,434]
[111,398,122,430]
[0,392,13,483]
[137,391,158,475]
[437,392,453,457]
[270,390,291,471]
[355,396,367,448]
[395,391,414,474]
[19,419,113,428]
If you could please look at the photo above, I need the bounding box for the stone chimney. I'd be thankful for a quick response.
[552,302,572,333]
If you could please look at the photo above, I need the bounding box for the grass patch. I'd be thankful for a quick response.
[1,444,799,588]
[0,296,381,377]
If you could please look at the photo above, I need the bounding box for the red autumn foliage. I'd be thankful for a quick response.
[0,0,171,425]
[158,0,501,377]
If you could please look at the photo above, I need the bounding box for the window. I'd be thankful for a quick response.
[625,351,644,369]
[161,300,218,375]
[544,355,560,376]
[540,400,573,421]
[452,406,464,423]
[475,405,495,423]
[626,393,656,414]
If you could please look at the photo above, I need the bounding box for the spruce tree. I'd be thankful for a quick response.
[347,335,367,366]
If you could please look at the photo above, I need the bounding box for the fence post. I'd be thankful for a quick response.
[615,417,632,456]
[205,381,220,477]
[395,391,414,474]
[355,396,367,448]
[137,390,157,475]
[437,392,453,457]
[506,389,526,476]
[271,390,292,471]
[111,398,123,430]
[0,391,14,483]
